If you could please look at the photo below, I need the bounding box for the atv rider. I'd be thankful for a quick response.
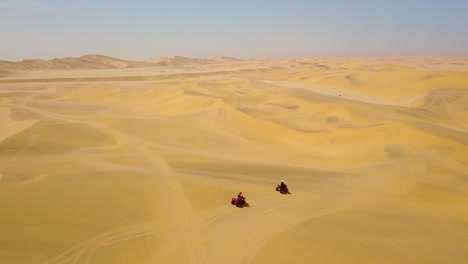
[280,180,287,191]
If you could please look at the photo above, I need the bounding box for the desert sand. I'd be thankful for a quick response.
[0,55,467,264]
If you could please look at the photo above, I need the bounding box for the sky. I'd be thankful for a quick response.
[1,0,468,61]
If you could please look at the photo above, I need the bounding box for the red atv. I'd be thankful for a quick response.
[276,183,289,194]
[231,193,248,207]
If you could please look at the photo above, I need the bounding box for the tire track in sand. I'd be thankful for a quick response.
[183,153,426,264]
[122,147,206,263]
[28,100,208,264]
[10,97,206,263]
[46,223,175,264]
[203,193,350,264]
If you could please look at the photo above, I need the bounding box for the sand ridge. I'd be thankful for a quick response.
[0,56,467,264]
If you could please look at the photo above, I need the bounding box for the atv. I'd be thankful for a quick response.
[231,195,248,207]
[276,184,290,194]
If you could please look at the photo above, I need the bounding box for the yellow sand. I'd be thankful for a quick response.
[0,57,467,264]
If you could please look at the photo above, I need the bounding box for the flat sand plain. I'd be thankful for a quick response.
[0,57,467,264]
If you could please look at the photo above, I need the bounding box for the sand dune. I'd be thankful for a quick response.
[0,56,467,264]
[146,56,241,66]
[0,55,244,75]
[0,54,146,72]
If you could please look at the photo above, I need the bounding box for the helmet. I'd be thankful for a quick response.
[281,180,284,182]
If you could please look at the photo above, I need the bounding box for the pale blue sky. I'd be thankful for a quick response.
[1,0,467,61]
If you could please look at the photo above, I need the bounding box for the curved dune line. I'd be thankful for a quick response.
[48,224,158,264]
[0,106,38,143]
[77,122,208,264]
[46,223,174,264]
[71,225,162,264]
[147,156,206,264]
[80,226,170,264]
[75,227,160,264]
[43,140,180,264]
[10,103,92,125]
[100,131,208,263]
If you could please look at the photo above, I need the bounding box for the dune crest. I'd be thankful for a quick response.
[0,54,244,75]
[0,107,38,143]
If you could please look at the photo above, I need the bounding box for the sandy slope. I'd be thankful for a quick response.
[0,57,467,264]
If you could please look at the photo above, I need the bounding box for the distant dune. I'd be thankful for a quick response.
[0,54,244,74]
[146,56,241,66]
[0,68,9,77]
[0,54,143,71]
[2,55,468,78]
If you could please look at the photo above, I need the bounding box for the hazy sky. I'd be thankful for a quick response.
[1,0,467,61]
